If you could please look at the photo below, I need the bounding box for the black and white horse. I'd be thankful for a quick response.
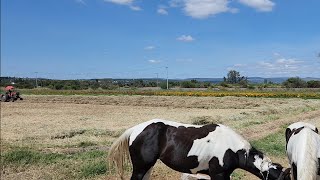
[285,122,320,180]
[108,119,290,180]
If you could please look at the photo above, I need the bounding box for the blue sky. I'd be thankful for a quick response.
[1,0,320,79]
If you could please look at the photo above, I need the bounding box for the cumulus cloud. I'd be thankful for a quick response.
[256,58,304,76]
[144,46,155,50]
[105,0,275,18]
[167,0,274,18]
[229,57,315,77]
[177,35,195,42]
[183,0,238,19]
[258,58,303,70]
[238,0,274,12]
[148,59,162,64]
[158,7,169,15]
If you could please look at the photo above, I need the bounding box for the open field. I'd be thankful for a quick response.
[1,95,320,179]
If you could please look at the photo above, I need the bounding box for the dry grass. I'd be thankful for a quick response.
[1,95,320,179]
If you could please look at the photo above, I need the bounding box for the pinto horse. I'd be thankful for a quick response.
[109,119,290,180]
[285,122,320,180]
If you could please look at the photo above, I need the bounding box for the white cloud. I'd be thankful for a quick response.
[255,59,302,76]
[148,59,162,64]
[227,57,319,77]
[238,0,275,12]
[167,0,273,18]
[104,0,133,5]
[158,8,169,15]
[130,5,142,11]
[75,0,86,5]
[183,0,238,19]
[177,35,195,42]
[144,46,155,50]
[104,0,141,10]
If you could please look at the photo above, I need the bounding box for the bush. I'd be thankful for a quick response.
[220,82,230,88]
[160,82,171,89]
[283,77,307,88]
[307,80,320,88]
[247,84,255,89]
[181,81,196,88]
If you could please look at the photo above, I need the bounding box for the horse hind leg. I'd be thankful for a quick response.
[142,167,153,180]
[130,163,155,180]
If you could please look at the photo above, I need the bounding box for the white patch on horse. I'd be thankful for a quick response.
[129,119,201,146]
[187,124,251,173]
[287,127,320,180]
[288,122,317,132]
[253,155,275,172]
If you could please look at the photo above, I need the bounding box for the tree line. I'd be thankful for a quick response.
[1,70,320,90]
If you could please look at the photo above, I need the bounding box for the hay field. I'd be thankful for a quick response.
[1,95,320,179]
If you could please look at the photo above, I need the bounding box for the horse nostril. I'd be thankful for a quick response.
[207,140,210,143]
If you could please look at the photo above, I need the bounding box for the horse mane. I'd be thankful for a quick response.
[297,128,318,180]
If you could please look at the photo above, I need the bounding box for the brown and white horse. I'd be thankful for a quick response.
[285,122,320,180]
[109,119,290,180]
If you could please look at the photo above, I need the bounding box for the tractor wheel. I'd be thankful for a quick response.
[1,94,10,102]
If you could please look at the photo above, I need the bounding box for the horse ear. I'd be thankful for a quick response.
[285,128,291,144]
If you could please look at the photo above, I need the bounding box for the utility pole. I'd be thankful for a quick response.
[166,67,168,90]
[35,72,38,88]
[155,73,159,87]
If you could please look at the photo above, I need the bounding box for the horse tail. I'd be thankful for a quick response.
[299,128,318,180]
[108,127,134,180]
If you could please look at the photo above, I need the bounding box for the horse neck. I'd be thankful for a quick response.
[238,148,264,179]
[238,148,283,180]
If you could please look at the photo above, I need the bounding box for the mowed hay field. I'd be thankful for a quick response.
[1,95,320,180]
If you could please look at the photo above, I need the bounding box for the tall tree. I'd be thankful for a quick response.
[226,70,242,84]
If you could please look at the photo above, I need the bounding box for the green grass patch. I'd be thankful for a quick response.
[80,161,108,178]
[1,148,67,166]
[251,130,286,157]
[231,170,246,180]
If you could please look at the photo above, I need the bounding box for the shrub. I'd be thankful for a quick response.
[181,81,196,88]
[283,77,307,88]
[307,80,320,88]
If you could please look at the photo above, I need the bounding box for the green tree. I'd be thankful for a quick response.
[225,70,245,84]
[307,80,320,88]
[283,77,307,88]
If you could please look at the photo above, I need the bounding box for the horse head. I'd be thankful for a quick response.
[245,148,291,180]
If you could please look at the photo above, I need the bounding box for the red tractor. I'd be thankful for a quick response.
[1,86,23,102]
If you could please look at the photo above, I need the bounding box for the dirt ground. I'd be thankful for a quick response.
[1,95,320,179]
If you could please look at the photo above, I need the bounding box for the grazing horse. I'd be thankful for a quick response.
[108,119,290,180]
[285,122,320,180]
